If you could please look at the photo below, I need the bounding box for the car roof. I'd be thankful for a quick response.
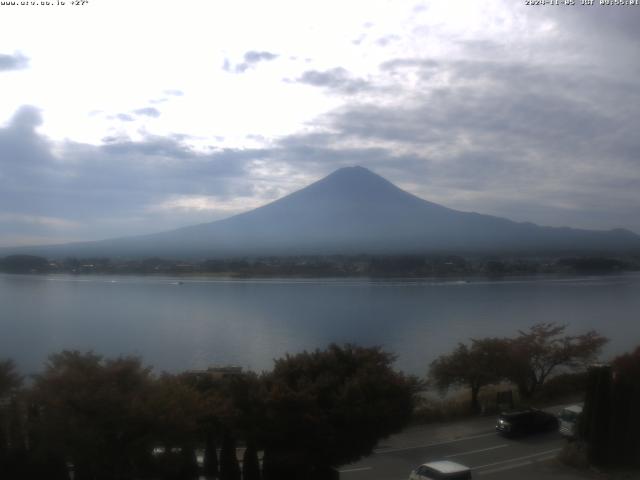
[421,460,471,474]
[563,405,583,414]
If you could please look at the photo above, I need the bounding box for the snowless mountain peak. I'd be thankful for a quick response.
[2,166,640,258]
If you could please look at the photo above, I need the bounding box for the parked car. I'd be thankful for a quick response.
[559,404,583,438]
[409,460,472,479]
[496,408,559,436]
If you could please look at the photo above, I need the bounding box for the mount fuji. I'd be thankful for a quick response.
[4,166,640,258]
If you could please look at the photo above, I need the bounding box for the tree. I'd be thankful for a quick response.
[0,359,22,453]
[242,442,261,480]
[31,350,158,480]
[261,344,418,479]
[148,373,204,449]
[581,365,613,466]
[0,255,49,273]
[507,323,608,398]
[178,369,266,480]
[147,374,205,480]
[202,431,219,478]
[609,346,640,466]
[0,360,26,477]
[219,429,241,480]
[612,345,640,381]
[0,359,22,398]
[429,338,511,413]
[579,347,640,468]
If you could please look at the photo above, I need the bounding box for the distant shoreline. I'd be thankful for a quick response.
[2,270,640,287]
[2,253,639,278]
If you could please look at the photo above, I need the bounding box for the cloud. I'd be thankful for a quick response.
[296,67,371,94]
[283,53,640,231]
[0,213,79,229]
[224,50,279,73]
[7,104,42,129]
[3,4,640,246]
[0,52,29,72]
[0,106,53,180]
[0,107,274,244]
[152,194,266,214]
[244,50,278,63]
[109,108,161,122]
[115,113,134,122]
[3,43,640,250]
[133,107,161,118]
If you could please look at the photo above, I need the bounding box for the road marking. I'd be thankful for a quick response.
[478,460,533,475]
[339,466,373,473]
[478,454,557,475]
[473,447,562,471]
[374,432,496,454]
[445,444,508,458]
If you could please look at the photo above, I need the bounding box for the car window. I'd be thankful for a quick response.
[418,466,442,478]
[535,411,550,421]
[560,409,579,422]
[416,466,432,477]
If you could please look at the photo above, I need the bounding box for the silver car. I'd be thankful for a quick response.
[409,460,472,480]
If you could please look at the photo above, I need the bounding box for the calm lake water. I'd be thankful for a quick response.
[2,272,640,376]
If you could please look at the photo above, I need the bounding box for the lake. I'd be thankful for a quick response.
[2,272,640,376]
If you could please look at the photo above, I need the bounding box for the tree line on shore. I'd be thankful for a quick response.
[0,345,418,480]
[1,253,638,277]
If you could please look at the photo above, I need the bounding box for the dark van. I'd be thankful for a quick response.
[496,408,559,436]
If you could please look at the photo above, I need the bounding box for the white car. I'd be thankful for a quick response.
[409,460,472,480]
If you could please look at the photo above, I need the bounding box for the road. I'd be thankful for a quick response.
[339,407,596,480]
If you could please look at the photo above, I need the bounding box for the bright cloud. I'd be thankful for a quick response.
[153,195,268,214]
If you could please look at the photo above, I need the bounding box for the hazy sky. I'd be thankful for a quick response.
[1,0,639,246]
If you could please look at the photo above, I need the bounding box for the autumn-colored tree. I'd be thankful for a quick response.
[429,338,511,413]
[177,372,226,479]
[179,369,266,480]
[149,373,204,449]
[31,351,157,480]
[507,323,607,398]
[261,344,418,479]
[147,373,205,480]
[612,345,640,381]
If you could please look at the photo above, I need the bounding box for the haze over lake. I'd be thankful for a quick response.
[2,272,639,376]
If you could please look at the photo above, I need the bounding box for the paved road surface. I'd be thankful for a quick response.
[339,407,597,480]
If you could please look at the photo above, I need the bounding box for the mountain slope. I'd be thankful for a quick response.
[3,166,640,258]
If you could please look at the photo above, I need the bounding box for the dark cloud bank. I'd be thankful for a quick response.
[0,106,264,243]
